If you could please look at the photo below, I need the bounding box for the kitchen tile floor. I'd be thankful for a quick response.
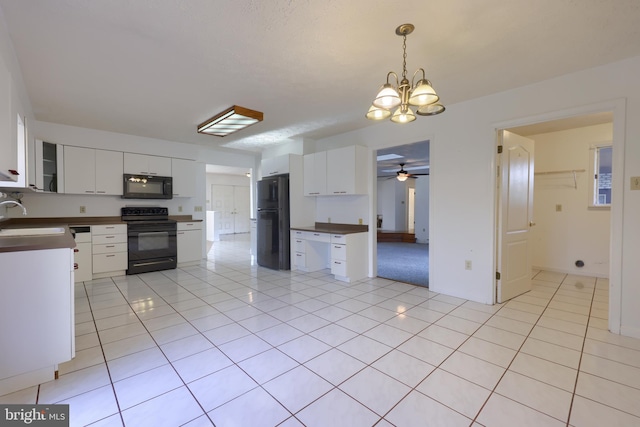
[3,234,640,426]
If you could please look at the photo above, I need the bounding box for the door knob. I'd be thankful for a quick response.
[529,221,536,227]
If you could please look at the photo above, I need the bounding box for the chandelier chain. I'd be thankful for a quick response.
[402,34,408,80]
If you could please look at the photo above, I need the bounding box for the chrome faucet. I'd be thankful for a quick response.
[0,200,28,216]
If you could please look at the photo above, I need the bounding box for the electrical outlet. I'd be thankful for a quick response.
[465,260,472,270]
[79,206,86,214]
[178,206,183,213]
[328,217,331,223]
[358,218,363,225]
[194,206,203,212]
[556,204,562,212]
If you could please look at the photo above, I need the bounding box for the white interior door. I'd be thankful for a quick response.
[233,186,250,233]
[408,187,415,233]
[211,184,234,235]
[497,130,535,303]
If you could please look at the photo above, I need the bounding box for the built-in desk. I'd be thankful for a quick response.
[291,223,368,282]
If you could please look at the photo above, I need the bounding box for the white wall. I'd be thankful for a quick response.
[315,56,640,338]
[529,123,612,277]
[376,178,396,230]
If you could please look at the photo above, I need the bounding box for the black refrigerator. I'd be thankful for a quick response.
[257,175,290,270]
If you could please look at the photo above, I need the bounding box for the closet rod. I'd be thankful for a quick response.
[534,169,586,175]
[534,169,585,189]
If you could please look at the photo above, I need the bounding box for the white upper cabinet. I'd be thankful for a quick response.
[64,146,123,195]
[303,151,327,196]
[64,146,95,194]
[261,154,291,177]
[124,153,172,176]
[305,145,369,196]
[171,158,196,198]
[95,149,124,195]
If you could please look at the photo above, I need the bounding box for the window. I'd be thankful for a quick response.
[589,144,612,208]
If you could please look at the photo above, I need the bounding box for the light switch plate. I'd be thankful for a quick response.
[631,177,640,190]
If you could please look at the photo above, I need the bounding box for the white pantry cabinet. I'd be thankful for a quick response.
[326,145,369,195]
[124,152,172,176]
[0,248,74,396]
[64,146,123,195]
[171,158,196,197]
[303,151,327,196]
[177,221,202,265]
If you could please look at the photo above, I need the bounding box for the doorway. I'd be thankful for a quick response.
[496,111,614,304]
[375,140,430,287]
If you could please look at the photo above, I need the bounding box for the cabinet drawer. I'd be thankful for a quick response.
[331,260,347,277]
[331,243,347,261]
[293,238,306,253]
[306,232,330,243]
[93,242,127,254]
[93,252,127,274]
[92,224,126,235]
[93,233,127,245]
[293,252,306,268]
[177,222,202,231]
[330,234,347,243]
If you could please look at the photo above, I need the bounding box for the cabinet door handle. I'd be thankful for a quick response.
[106,254,115,258]
[105,236,115,239]
[74,263,78,270]
[106,245,115,248]
[96,191,106,194]
[74,248,79,252]
[334,261,342,265]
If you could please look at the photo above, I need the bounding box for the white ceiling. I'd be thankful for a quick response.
[1,1,639,154]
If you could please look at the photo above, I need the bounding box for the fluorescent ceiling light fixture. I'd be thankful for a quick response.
[376,153,404,161]
[366,24,445,124]
[197,105,263,137]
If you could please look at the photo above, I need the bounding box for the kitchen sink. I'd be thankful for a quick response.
[0,227,66,237]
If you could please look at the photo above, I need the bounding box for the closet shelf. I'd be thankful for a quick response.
[534,169,585,189]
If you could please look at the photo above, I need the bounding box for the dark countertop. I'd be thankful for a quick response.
[291,222,368,235]
[0,215,201,253]
[0,224,76,253]
[1,215,201,226]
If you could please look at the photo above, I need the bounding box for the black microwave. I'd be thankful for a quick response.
[122,174,173,199]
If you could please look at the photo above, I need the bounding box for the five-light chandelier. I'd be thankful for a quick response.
[366,24,445,124]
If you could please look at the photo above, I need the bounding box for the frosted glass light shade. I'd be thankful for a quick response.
[409,79,439,106]
[416,103,446,116]
[366,104,392,120]
[373,84,401,109]
[390,106,416,124]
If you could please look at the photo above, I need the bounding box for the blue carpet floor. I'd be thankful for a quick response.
[377,242,429,287]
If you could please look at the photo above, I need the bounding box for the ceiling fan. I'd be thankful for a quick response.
[381,163,430,181]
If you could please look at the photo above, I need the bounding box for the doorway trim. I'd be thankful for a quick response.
[493,99,626,334]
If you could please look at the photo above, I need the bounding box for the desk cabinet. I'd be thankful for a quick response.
[291,230,368,282]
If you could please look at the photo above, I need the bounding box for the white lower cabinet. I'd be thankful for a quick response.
[177,221,202,265]
[291,230,368,282]
[330,233,368,282]
[71,226,92,282]
[291,231,330,272]
[92,224,127,277]
[0,248,74,396]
